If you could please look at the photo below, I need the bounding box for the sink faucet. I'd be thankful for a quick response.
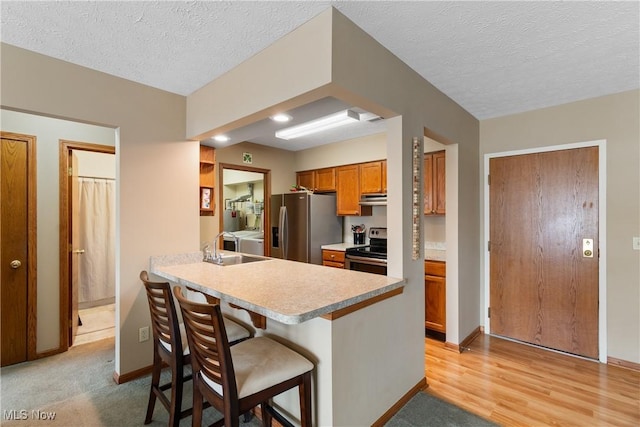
[211,231,239,261]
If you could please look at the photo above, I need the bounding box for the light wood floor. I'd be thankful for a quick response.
[424,334,640,426]
[75,303,115,345]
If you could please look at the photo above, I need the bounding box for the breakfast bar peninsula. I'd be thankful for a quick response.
[150,251,405,426]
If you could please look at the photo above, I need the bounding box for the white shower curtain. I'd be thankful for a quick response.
[78,178,115,303]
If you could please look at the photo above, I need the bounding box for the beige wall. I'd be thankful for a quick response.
[329,8,480,346]
[0,109,116,352]
[293,131,387,170]
[1,43,195,375]
[186,9,334,140]
[480,90,640,363]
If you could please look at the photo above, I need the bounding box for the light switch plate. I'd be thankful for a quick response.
[633,237,640,250]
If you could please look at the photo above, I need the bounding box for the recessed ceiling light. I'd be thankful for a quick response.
[213,135,230,142]
[271,113,291,123]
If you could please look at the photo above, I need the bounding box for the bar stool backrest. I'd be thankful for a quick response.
[173,286,238,407]
[140,271,183,358]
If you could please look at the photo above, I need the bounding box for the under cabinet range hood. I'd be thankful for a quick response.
[359,194,387,206]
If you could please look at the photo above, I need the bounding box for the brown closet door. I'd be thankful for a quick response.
[1,137,29,366]
[489,147,599,359]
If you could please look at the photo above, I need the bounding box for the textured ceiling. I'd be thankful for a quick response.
[1,1,638,123]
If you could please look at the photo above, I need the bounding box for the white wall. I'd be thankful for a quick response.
[1,109,116,352]
[75,150,116,179]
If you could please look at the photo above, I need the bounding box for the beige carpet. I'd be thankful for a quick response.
[0,337,259,426]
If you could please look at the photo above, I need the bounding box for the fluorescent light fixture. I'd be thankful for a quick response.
[270,113,291,123]
[275,109,360,140]
[213,135,230,142]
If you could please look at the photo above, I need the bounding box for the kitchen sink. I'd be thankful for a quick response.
[204,253,268,266]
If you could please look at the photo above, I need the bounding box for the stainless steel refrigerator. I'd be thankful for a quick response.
[270,193,342,264]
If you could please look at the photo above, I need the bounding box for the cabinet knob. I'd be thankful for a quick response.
[330,254,335,259]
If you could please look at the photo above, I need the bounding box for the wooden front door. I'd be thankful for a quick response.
[1,136,32,366]
[489,147,599,359]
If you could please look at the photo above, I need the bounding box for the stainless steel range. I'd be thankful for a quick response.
[345,227,387,275]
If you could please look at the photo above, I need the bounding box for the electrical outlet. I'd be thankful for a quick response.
[139,326,150,342]
[633,237,640,250]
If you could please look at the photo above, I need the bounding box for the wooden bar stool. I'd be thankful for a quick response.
[140,271,251,427]
[173,286,314,427]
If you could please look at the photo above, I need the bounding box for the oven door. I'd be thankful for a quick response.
[345,254,387,275]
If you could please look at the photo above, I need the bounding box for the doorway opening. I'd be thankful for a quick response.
[59,140,116,350]
[217,163,271,256]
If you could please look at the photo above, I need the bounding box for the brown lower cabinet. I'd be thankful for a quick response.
[425,260,446,334]
[322,249,345,269]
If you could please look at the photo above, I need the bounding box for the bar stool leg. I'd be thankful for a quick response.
[299,372,312,427]
[169,363,184,427]
[145,352,161,424]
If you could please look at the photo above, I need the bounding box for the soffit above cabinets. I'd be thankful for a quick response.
[203,97,388,152]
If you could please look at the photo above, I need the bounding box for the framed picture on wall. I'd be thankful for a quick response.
[201,188,211,209]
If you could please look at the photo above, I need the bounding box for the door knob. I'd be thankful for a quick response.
[73,249,86,254]
[10,260,22,269]
[583,239,593,258]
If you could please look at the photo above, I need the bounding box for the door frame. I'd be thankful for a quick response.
[59,140,115,351]
[0,131,38,361]
[483,139,607,363]
[217,163,271,255]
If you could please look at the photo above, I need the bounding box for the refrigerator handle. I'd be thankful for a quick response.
[279,206,287,260]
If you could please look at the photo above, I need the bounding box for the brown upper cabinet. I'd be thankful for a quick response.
[336,164,372,216]
[359,160,386,194]
[297,160,384,216]
[199,145,216,216]
[296,167,336,192]
[424,151,445,215]
[315,167,336,192]
[296,170,314,190]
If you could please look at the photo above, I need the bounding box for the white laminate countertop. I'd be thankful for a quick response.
[425,250,446,262]
[322,242,446,261]
[320,243,367,251]
[150,252,404,325]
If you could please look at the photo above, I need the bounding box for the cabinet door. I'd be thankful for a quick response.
[425,274,446,332]
[359,161,384,194]
[433,151,446,215]
[322,249,345,268]
[314,167,336,192]
[296,170,314,190]
[424,154,434,214]
[382,160,387,193]
[336,165,371,216]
